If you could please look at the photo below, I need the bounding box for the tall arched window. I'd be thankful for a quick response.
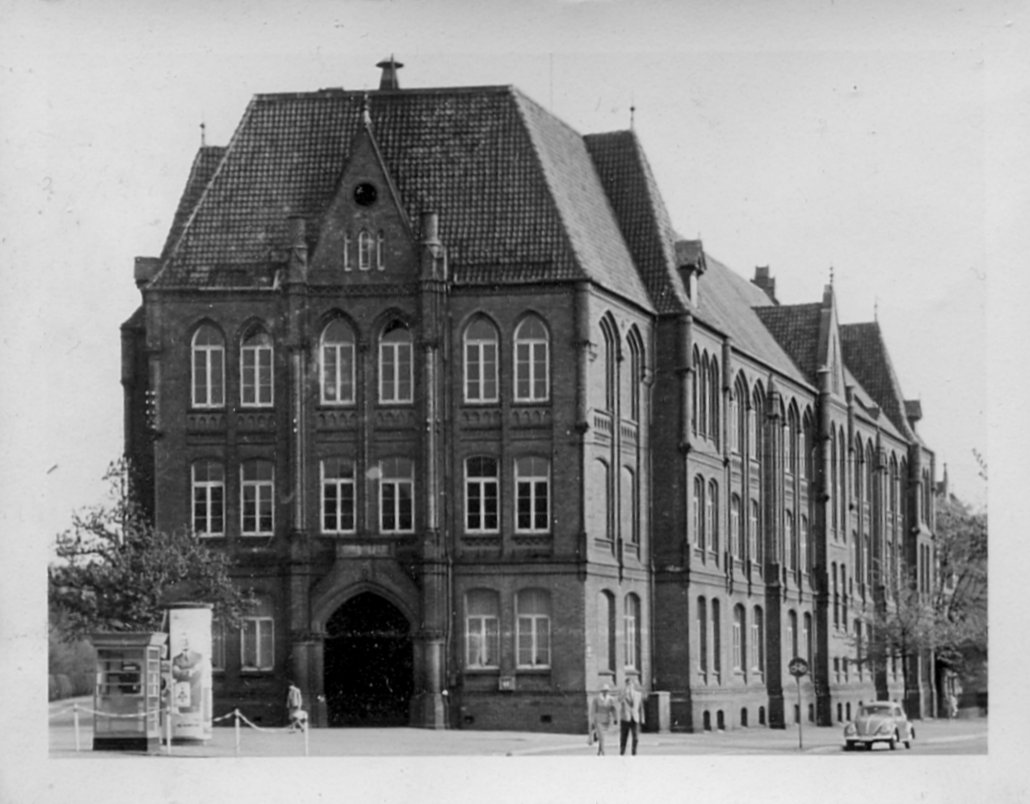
[838,428,848,526]
[599,591,616,673]
[379,320,413,404]
[736,377,748,455]
[855,437,864,498]
[625,328,644,422]
[800,515,809,572]
[831,431,839,534]
[696,597,708,676]
[787,610,798,661]
[379,457,414,533]
[358,229,373,270]
[785,510,796,570]
[240,328,273,407]
[699,353,709,438]
[691,347,701,436]
[591,459,612,541]
[600,316,618,413]
[624,593,641,671]
[732,605,746,672]
[750,388,763,460]
[621,466,638,545]
[514,315,549,402]
[191,324,225,408]
[515,456,550,533]
[711,599,722,679]
[749,498,760,564]
[516,588,551,668]
[464,456,499,533]
[191,459,224,536]
[788,405,800,476]
[803,612,813,662]
[693,476,704,549]
[466,589,500,668]
[751,606,764,676]
[320,319,355,405]
[463,317,499,403]
[321,457,355,534]
[730,494,742,559]
[707,479,719,556]
[240,459,274,535]
[708,355,720,448]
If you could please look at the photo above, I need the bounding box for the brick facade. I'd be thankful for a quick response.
[123,64,936,733]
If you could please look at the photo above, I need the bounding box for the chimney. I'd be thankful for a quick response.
[752,265,778,304]
[377,55,403,90]
[673,238,706,303]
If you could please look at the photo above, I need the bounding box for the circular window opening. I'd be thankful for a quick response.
[354,182,378,207]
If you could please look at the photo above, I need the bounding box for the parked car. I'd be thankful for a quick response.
[843,701,915,750]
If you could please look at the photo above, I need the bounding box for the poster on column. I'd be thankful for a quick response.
[168,604,213,742]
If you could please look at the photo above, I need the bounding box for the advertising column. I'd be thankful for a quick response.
[167,603,213,743]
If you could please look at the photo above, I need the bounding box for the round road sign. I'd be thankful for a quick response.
[788,657,810,677]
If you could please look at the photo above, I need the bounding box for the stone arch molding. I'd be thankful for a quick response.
[309,559,420,636]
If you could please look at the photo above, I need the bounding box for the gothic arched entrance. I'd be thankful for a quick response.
[323,591,414,726]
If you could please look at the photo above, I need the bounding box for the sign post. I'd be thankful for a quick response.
[788,657,810,751]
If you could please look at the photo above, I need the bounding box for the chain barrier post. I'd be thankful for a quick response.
[73,703,80,753]
[304,718,310,757]
[165,707,173,755]
[234,709,241,757]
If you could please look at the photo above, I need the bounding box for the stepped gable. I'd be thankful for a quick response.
[584,130,688,314]
[753,302,824,384]
[160,145,226,261]
[148,85,651,309]
[696,256,809,385]
[840,322,915,440]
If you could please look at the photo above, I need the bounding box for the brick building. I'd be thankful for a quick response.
[122,60,936,732]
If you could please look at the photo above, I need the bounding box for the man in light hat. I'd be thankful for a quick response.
[588,682,618,755]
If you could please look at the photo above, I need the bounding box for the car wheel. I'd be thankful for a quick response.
[889,732,898,750]
[865,741,874,751]
[845,741,855,751]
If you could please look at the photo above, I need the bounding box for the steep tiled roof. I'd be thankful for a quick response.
[584,130,688,314]
[149,86,651,309]
[160,145,226,261]
[840,322,914,439]
[695,256,809,385]
[754,303,823,384]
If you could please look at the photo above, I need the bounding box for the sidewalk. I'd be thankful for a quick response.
[49,697,986,758]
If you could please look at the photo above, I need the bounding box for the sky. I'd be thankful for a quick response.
[1,0,1026,799]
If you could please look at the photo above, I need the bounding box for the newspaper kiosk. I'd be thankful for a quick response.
[91,632,167,751]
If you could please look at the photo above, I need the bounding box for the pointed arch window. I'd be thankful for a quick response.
[691,347,701,436]
[693,475,704,549]
[358,229,373,271]
[601,317,618,413]
[379,321,413,404]
[751,606,764,676]
[624,328,644,422]
[514,315,549,402]
[240,328,273,407]
[708,355,720,447]
[624,593,641,671]
[749,498,760,564]
[191,324,225,408]
[463,317,499,403]
[376,230,384,270]
[707,479,719,557]
[320,319,355,405]
[732,604,746,672]
[730,493,742,559]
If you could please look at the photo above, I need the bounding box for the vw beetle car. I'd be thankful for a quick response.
[843,701,915,750]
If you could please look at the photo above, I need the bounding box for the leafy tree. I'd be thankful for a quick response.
[49,458,249,641]
[853,488,987,712]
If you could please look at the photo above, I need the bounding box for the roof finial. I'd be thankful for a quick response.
[361,92,372,127]
[630,94,636,130]
[200,121,206,147]
[829,265,835,286]
[874,295,879,321]
[376,54,403,90]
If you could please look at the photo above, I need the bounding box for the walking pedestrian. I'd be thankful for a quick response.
[588,683,618,755]
[286,681,307,732]
[618,675,645,755]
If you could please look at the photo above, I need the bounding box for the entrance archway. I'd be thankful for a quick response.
[323,592,414,726]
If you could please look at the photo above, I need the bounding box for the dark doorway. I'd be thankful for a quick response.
[324,592,413,726]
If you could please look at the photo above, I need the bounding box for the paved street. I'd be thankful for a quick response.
[49,697,986,758]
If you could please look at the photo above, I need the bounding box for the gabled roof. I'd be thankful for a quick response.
[753,303,823,384]
[694,256,809,386]
[840,322,916,440]
[584,130,688,314]
[149,86,651,309]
